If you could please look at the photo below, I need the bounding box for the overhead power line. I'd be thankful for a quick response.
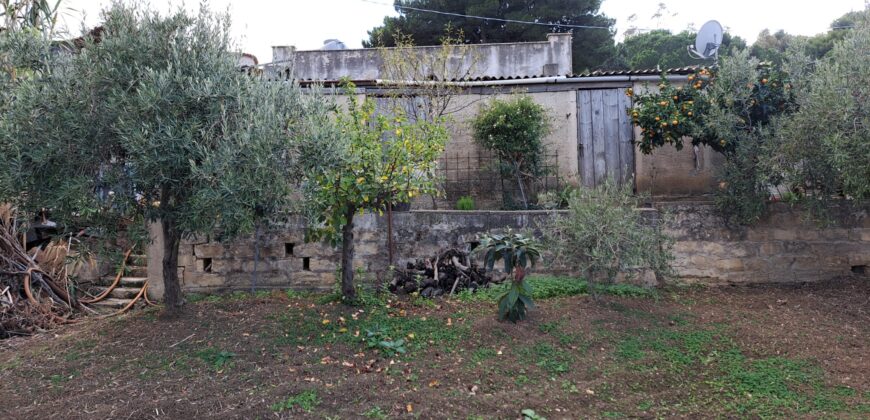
[360,0,611,30]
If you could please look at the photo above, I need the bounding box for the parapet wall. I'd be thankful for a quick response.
[270,33,573,81]
[146,203,869,298]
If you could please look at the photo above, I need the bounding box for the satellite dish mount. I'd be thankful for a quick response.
[688,20,723,62]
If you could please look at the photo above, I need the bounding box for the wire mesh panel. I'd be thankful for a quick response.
[437,150,563,210]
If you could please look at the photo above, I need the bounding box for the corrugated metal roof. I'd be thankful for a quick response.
[272,65,703,86]
[569,66,702,78]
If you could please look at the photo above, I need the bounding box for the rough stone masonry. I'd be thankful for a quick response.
[146,202,869,298]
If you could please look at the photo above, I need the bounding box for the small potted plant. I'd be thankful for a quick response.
[476,229,542,322]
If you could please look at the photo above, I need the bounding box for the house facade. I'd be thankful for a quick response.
[265,34,723,207]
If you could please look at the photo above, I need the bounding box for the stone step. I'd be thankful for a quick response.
[126,265,148,277]
[97,276,147,288]
[127,254,147,266]
[106,287,142,299]
[89,297,132,309]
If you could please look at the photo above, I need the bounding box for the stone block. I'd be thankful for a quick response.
[797,229,820,241]
[783,241,811,254]
[700,241,726,254]
[177,252,196,269]
[759,242,782,255]
[310,258,337,272]
[818,228,850,241]
[260,243,289,259]
[273,258,301,272]
[211,259,242,273]
[745,229,770,241]
[714,258,744,271]
[771,229,797,241]
[672,241,702,254]
[354,242,381,257]
[689,255,710,266]
[294,242,336,258]
[183,272,225,288]
[194,243,227,258]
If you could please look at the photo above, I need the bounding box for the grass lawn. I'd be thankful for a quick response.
[0,275,867,419]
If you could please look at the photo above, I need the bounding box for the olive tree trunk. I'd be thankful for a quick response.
[161,219,183,313]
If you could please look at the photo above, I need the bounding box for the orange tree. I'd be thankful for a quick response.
[300,82,447,301]
[629,52,796,225]
[629,64,793,156]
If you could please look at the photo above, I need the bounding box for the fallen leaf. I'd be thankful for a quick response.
[342,361,355,368]
[428,380,439,387]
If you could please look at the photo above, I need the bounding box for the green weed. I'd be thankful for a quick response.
[273,306,468,357]
[458,275,654,302]
[520,343,572,376]
[471,348,498,364]
[195,348,236,372]
[362,405,389,419]
[271,389,320,413]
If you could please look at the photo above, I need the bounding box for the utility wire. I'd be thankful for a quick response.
[360,0,611,30]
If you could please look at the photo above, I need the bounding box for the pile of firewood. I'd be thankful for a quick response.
[0,204,150,338]
[389,248,507,297]
[0,204,83,337]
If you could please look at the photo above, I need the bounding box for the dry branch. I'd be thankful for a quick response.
[389,247,506,297]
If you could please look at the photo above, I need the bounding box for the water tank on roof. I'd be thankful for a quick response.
[322,39,346,50]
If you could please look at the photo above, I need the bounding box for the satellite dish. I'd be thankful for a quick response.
[688,20,723,60]
[321,39,347,50]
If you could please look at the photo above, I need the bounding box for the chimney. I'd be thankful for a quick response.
[271,45,296,64]
[546,33,573,75]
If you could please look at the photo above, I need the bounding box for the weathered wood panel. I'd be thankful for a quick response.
[591,89,607,184]
[576,88,635,187]
[577,90,595,187]
[618,91,635,187]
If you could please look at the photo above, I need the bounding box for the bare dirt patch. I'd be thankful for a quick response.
[0,277,867,419]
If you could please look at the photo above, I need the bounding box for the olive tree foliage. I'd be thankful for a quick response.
[542,180,673,290]
[0,0,59,118]
[768,10,870,207]
[299,83,447,301]
[1,0,61,36]
[0,3,324,312]
[699,50,789,225]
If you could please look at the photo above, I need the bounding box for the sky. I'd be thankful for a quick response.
[60,0,868,64]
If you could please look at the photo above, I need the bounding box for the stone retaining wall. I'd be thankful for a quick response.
[146,203,869,298]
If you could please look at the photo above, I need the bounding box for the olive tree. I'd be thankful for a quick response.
[770,10,870,205]
[0,3,321,312]
[543,180,673,291]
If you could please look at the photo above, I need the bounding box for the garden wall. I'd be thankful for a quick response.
[146,203,868,299]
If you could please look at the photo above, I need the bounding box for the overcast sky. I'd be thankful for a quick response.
[60,0,868,64]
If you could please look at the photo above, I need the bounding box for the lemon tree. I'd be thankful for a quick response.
[300,82,448,301]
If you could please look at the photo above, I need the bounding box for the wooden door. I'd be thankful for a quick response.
[577,89,635,187]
